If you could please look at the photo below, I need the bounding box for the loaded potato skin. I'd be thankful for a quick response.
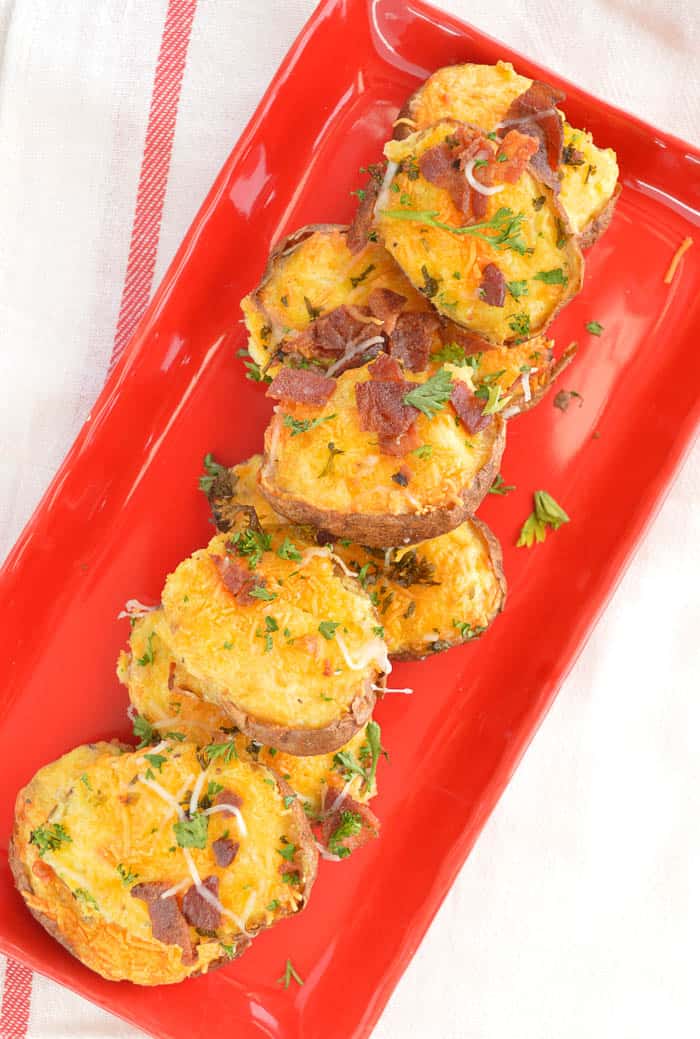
[376,122,583,343]
[259,357,505,547]
[160,522,387,755]
[119,610,381,817]
[10,741,317,984]
[394,61,620,247]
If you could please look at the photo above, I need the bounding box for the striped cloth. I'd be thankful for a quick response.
[0,1,697,1037]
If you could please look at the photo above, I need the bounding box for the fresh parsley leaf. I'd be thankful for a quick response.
[198,452,227,494]
[30,823,71,857]
[476,383,512,416]
[379,206,528,254]
[73,888,99,911]
[80,773,92,791]
[517,490,570,548]
[265,616,279,632]
[144,753,166,772]
[204,741,238,765]
[277,537,302,561]
[372,625,385,638]
[508,312,531,339]
[319,441,345,478]
[132,714,154,749]
[364,720,385,793]
[228,527,272,569]
[236,348,272,384]
[328,810,363,857]
[266,899,280,912]
[586,320,603,336]
[404,368,453,418]
[488,474,515,496]
[413,443,433,459]
[277,842,297,862]
[282,413,336,437]
[116,863,139,886]
[136,631,155,667]
[173,813,209,849]
[283,795,296,809]
[250,586,277,601]
[506,280,528,300]
[318,621,340,640]
[276,957,304,989]
[350,264,375,288]
[534,268,568,285]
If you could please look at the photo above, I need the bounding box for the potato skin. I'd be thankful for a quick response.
[10,741,317,984]
[260,422,504,547]
[393,61,620,249]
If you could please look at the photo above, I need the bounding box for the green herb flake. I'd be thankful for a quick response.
[173,813,209,850]
[30,823,72,858]
[488,474,515,496]
[508,312,531,339]
[506,280,528,300]
[534,267,568,285]
[517,490,570,548]
[144,753,166,772]
[282,413,336,437]
[133,714,154,749]
[204,741,238,765]
[198,452,227,494]
[250,586,277,601]
[318,621,340,640]
[136,631,155,667]
[277,957,304,990]
[277,537,302,561]
[73,888,99,912]
[350,263,376,288]
[328,810,363,858]
[586,320,604,336]
[404,368,453,418]
[319,441,345,478]
[380,206,528,254]
[116,863,139,886]
[413,443,433,460]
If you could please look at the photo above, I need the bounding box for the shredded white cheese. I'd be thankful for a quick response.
[160,878,190,899]
[139,776,186,820]
[181,848,249,935]
[335,632,392,676]
[203,803,248,838]
[374,160,399,217]
[117,599,159,620]
[315,840,343,862]
[300,546,358,578]
[189,769,207,817]
[464,157,506,197]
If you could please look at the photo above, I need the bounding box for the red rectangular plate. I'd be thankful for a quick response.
[1,1,698,1036]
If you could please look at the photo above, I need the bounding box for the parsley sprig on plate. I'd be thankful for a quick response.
[517,490,570,547]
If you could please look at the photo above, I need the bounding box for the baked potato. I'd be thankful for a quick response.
[10,739,317,984]
[159,519,388,755]
[393,61,620,247]
[375,122,584,342]
[259,356,506,547]
[211,455,506,659]
[118,609,381,817]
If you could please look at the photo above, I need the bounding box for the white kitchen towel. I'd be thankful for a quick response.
[0,1,697,1037]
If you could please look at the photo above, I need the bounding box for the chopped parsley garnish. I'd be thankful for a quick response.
[517,490,570,548]
[452,619,485,640]
[203,741,238,765]
[198,452,227,494]
[351,187,366,201]
[508,312,531,339]
[165,731,186,741]
[235,347,272,384]
[555,218,567,249]
[136,631,155,667]
[303,296,322,320]
[328,810,363,858]
[386,549,437,588]
[333,720,385,793]
[277,842,297,862]
[133,714,154,749]
[174,812,209,849]
[319,441,345,477]
[318,621,340,640]
[553,390,583,412]
[277,958,304,989]
[350,264,376,288]
[228,527,272,569]
[430,341,467,366]
[506,280,528,300]
[586,320,604,336]
[282,413,336,437]
[419,264,440,297]
[265,616,279,632]
[30,823,71,857]
[144,753,166,772]
[220,943,236,959]
[116,863,139,886]
[413,443,433,459]
[73,888,99,911]
[534,267,568,285]
[380,206,528,254]
[404,368,453,418]
[267,899,280,911]
[283,795,296,809]
[250,586,277,601]
[475,382,512,415]
[80,773,92,790]
[488,474,515,496]
[277,537,302,561]
[372,625,385,638]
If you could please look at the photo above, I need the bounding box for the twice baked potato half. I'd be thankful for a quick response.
[213,455,506,659]
[393,61,620,247]
[375,122,584,342]
[118,610,381,817]
[160,520,388,755]
[10,739,317,984]
[259,356,505,547]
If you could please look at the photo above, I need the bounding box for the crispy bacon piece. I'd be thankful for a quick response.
[357,353,420,455]
[368,353,403,382]
[451,381,492,434]
[389,312,440,371]
[214,789,244,811]
[347,170,381,253]
[181,875,221,932]
[212,837,239,868]
[494,130,539,183]
[320,787,380,857]
[440,321,494,355]
[367,288,406,334]
[212,554,259,607]
[131,882,195,962]
[478,264,506,308]
[291,306,379,361]
[266,367,336,406]
[419,141,471,215]
[499,81,565,190]
[379,425,421,456]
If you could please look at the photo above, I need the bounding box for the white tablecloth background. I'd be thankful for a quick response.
[0,1,697,1036]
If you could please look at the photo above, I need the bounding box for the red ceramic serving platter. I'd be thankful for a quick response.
[1,0,698,1036]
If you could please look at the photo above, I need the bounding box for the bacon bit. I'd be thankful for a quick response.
[182,875,221,931]
[494,130,539,183]
[664,236,693,284]
[320,786,380,856]
[389,312,440,371]
[367,288,407,334]
[214,789,244,812]
[440,321,494,355]
[369,353,404,382]
[131,882,195,963]
[266,368,335,406]
[479,264,506,307]
[357,356,421,456]
[347,171,381,253]
[451,382,492,434]
[212,837,239,868]
[212,554,259,606]
[379,425,421,456]
[499,81,565,189]
[419,141,471,215]
[291,306,380,362]
[562,144,586,166]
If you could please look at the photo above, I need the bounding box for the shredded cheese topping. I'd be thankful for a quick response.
[664,236,693,285]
